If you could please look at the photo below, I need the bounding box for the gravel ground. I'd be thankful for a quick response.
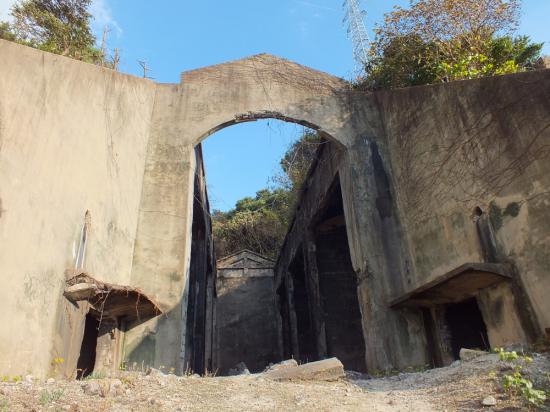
[1,352,548,411]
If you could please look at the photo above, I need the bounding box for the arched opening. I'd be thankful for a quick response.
[185,116,348,375]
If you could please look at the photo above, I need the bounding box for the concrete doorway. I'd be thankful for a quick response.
[445,298,490,359]
[289,247,317,364]
[76,314,99,379]
[313,178,366,372]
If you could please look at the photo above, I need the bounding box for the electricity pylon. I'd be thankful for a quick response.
[343,0,370,75]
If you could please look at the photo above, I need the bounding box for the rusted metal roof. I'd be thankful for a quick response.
[64,272,163,322]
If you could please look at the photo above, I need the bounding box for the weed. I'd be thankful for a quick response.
[84,371,107,380]
[494,348,547,409]
[0,399,8,412]
[0,375,22,383]
[39,389,64,406]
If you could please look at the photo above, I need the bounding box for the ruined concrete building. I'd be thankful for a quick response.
[1,39,549,378]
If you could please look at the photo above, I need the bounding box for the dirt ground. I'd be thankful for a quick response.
[1,352,548,411]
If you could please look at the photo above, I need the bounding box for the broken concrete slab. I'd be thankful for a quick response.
[64,283,99,301]
[64,272,163,322]
[265,359,298,372]
[263,357,344,382]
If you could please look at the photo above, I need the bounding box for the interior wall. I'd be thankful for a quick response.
[0,40,157,377]
[289,248,317,364]
[215,275,280,374]
[316,227,366,371]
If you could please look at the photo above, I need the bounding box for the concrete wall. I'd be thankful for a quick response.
[0,40,157,377]
[276,69,550,372]
[2,38,549,377]
[376,69,550,337]
[214,251,279,374]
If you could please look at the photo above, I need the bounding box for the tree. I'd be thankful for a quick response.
[212,130,323,259]
[0,0,117,67]
[278,130,323,192]
[212,189,293,260]
[362,0,543,89]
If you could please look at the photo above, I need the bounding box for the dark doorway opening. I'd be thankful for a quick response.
[445,298,490,359]
[290,247,317,363]
[76,314,99,379]
[314,177,366,372]
[277,279,292,360]
[185,170,209,374]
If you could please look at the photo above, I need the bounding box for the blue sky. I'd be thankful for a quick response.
[1,0,548,211]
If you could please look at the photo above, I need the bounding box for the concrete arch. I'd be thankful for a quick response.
[127,55,362,371]
[175,54,354,148]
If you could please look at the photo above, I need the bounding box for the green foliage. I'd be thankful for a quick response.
[361,0,543,90]
[278,130,323,191]
[0,22,16,41]
[0,0,118,68]
[212,188,293,260]
[495,348,548,408]
[213,131,323,259]
[39,388,64,406]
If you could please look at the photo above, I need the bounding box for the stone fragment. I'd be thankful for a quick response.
[459,348,487,362]
[46,378,55,384]
[108,379,124,396]
[228,362,250,376]
[265,359,298,372]
[146,367,165,377]
[81,381,101,396]
[263,357,344,382]
[481,396,497,406]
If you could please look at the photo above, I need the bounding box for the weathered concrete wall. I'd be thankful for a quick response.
[0,45,360,377]
[0,40,157,377]
[120,54,362,374]
[2,38,549,378]
[376,69,550,337]
[214,251,279,374]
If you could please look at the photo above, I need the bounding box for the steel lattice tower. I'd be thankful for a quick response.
[343,0,370,74]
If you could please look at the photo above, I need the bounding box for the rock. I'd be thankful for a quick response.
[266,359,298,372]
[263,357,344,382]
[146,367,165,377]
[25,375,34,383]
[108,379,124,396]
[82,381,101,396]
[46,378,55,384]
[481,396,497,406]
[459,348,487,362]
[228,362,250,376]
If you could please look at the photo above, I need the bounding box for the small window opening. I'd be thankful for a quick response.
[473,206,483,220]
[76,314,99,379]
[445,298,489,359]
